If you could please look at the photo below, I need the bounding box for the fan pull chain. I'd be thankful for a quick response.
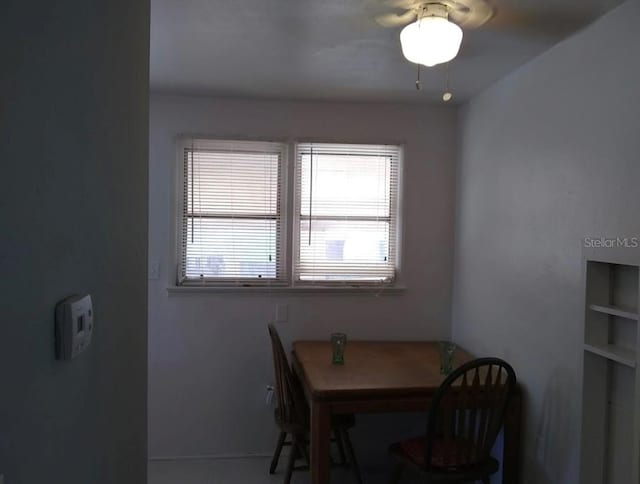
[415,5,427,91]
[446,16,456,100]
[443,62,453,102]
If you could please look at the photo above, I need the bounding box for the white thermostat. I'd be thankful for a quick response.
[55,294,94,360]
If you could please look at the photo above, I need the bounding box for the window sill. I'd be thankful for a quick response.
[166,285,407,296]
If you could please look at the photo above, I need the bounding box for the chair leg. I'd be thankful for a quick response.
[390,463,404,484]
[334,429,348,467]
[270,431,287,474]
[299,438,311,467]
[283,434,300,484]
[341,428,363,484]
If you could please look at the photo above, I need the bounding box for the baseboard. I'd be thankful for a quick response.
[149,452,273,462]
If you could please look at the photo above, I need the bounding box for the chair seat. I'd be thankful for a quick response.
[390,437,499,474]
[274,407,355,432]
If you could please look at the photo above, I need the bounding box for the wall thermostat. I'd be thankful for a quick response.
[55,294,94,360]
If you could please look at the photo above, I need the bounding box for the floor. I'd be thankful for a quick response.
[148,457,396,484]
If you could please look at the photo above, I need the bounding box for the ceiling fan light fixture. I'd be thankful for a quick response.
[400,14,463,67]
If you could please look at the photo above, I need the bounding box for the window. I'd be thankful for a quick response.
[175,139,401,288]
[294,143,400,284]
[177,139,286,285]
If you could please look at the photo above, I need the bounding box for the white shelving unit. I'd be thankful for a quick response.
[589,303,640,321]
[580,247,640,484]
[584,343,636,368]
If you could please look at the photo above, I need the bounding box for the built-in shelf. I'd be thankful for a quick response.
[584,343,637,368]
[589,303,639,321]
[581,253,640,484]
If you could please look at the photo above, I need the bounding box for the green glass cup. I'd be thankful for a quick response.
[439,341,457,375]
[331,333,347,365]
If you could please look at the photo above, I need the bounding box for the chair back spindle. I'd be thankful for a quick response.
[268,324,307,428]
[424,357,516,470]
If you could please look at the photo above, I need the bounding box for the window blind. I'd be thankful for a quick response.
[295,143,401,284]
[178,139,286,285]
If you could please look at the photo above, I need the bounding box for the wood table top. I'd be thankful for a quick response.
[292,341,474,399]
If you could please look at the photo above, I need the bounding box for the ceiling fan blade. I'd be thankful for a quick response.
[372,0,496,30]
[444,0,495,29]
[486,8,599,37]
[379,0,422,10]
[375,9,417,27]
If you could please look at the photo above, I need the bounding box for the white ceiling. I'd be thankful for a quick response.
[150,0,623,103]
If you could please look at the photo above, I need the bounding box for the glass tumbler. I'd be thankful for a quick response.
[331,333,347,365]
[439,341,457,375]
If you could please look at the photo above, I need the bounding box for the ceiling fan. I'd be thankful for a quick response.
[375,0,601,67]
[376,0,495,31]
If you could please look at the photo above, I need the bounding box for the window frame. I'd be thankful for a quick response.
[175,138,289,287]
[172,137,403,291]
[292,142,402,287]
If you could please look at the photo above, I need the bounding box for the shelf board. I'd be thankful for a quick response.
[589,304,639,321]
[584,343,637,368]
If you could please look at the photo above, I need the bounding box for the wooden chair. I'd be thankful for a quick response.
[268,324,362,484]
[389,357,516,484]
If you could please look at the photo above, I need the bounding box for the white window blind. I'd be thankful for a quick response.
[178,139,286,285]
[295,143,401,284]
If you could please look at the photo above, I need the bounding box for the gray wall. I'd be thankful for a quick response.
[0,1,149,483]
[148,95,457,461]
[453,2,640,482]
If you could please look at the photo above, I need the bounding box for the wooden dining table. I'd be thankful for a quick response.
[292,340,522,484]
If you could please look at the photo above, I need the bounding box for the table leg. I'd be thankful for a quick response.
[311,401,331,484]
[502,388,523,484]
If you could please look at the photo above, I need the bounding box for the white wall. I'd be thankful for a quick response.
[453,2,640,483]
[148,95,458,460]
[0,1,149,483]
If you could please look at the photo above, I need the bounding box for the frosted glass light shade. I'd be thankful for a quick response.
[400,16,463,67]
